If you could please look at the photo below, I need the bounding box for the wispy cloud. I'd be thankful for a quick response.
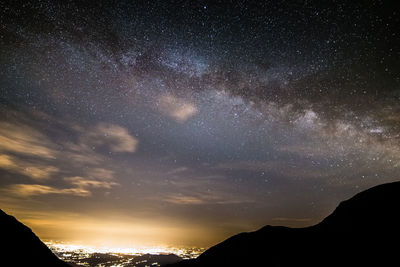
[85,168,114,180]
[0,122,57,159]
[164,191,254,206]
[64,176,118,189]
[60,122,138,168]
[0,154,59,181]
[84,123,139,153]
[63,142,103,165]
[0,116,125,198]
[5,184,91,197]
[165,195,205,205]
[157,94,198,122]
[4,176,119,197]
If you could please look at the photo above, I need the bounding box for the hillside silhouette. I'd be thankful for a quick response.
[0,209,70,266]
[168,182,400,267]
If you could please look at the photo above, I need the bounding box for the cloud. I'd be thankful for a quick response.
[63,142,103,165]
[165,195,205,205]
[4,176,119,198]
[84,123,138,153]
[164,191,253,206]
[0,117,124,201]
[5,184,91,197]
[0,122,56,159]
[61,122,138,166]
[158,94,198,122]
[64,176,118,189]
[85,168,114,180]
[0,154,59,180]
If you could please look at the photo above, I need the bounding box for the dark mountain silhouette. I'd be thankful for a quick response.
[133,254,182,266]
[168,181,400,267]
[0,209,70,267]
[69,252,182,266]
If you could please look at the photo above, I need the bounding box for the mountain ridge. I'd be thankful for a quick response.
[168,181,400,266]
[0,209,70,267]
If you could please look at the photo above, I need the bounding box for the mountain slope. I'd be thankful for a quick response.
[0,209,70,267]
[168,182,400,267]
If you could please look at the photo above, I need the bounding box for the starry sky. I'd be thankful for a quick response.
[0,1,399,248]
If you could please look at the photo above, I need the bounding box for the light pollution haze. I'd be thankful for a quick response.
[0,1,399,248]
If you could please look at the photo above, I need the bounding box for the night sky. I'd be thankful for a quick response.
[1,1,399,248]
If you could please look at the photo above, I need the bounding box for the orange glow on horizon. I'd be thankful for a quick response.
[7,209,233,249]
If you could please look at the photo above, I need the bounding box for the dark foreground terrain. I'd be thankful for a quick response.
[169,182,400,267]
[0,209,70,266]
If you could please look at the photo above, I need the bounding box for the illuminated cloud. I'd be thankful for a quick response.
[158,94,198,122]
[4,176,118,197]
[0,154,58,180]
[64,176,118,189]
[164,191,254,206]
[0,122,56,159]
[6,184,91,197]
[63,142,103,165]
[86,168,114,180]
[165,195,205,205]
[84,123,138,153]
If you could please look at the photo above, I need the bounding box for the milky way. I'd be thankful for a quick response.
[0,1,399,247]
